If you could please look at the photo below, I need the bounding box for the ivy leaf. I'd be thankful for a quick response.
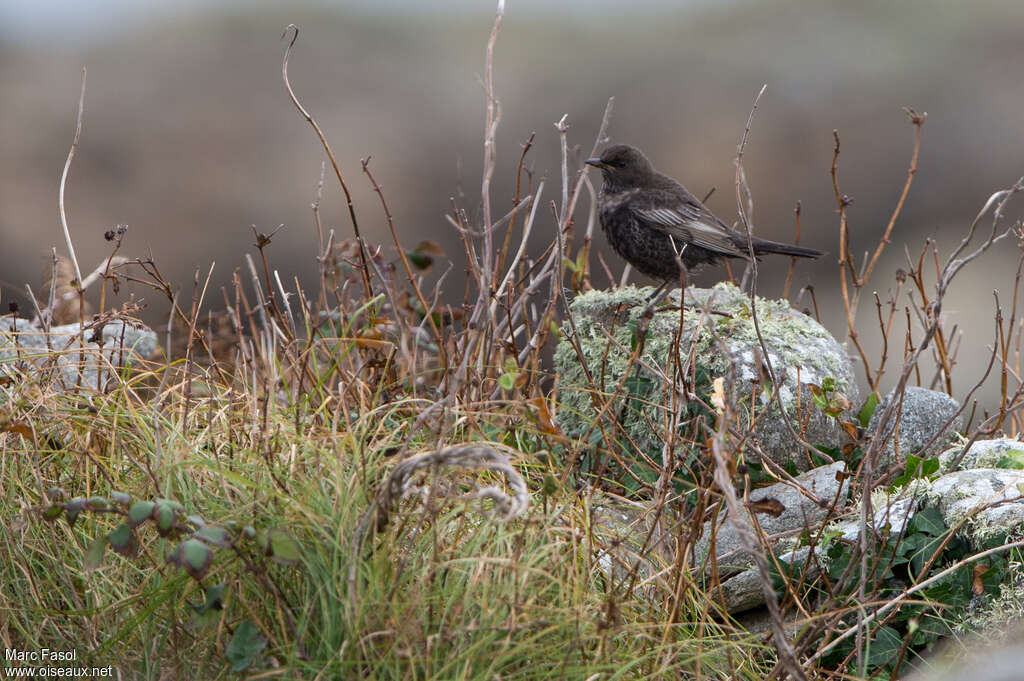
[911,506,947,537]
[225,619,267,672]
[203,583,226,612]
[866,626,902,668]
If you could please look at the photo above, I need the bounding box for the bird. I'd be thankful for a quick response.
[585,144,823,284]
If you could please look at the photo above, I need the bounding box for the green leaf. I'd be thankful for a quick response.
[153,501,179,536]
[85,496,110,511]
[42,505,64,521]
[498,372,515,391]
[866,626,902,668]
[909,534,945,577]
[128,501,155,528]
[195,526,231,548]
[155,498,186,512]
[64,497,87,527]
[170,538,214,580]
[225,619,266,672]
[809,385,828,410]
[266,528,301,564]
[858,393,879,429]
[203,583,226,612]
[84,535,108,572]
[108,523,138,557]
[821,376,836,392]
[189,607,222,631]
[189,583,227,629]
[912,506,947,537]
[406,251,431,270]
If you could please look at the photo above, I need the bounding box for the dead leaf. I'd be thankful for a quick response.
[746,497,786,517]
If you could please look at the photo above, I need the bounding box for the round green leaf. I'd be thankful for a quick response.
[128,501,156,528]
[195,526,231,548]
[153,501,178,536]
[109,523,138,557]
[85,496,110,512]
[170,538,213,580]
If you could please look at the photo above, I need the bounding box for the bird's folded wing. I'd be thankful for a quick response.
[632,205,748,259]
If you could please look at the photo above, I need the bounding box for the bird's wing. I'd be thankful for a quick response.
[632,203,749,259]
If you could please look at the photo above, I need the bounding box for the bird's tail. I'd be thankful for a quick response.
[746,237,824,259]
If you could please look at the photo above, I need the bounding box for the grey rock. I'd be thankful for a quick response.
[867,386,963,468]
[554,283,858,474]
[939,438,1024,472]
[717,546,817,614]
[696,461,849,577]
[0,317,158,391]
[834,495,919,543]
[732,606,803,640]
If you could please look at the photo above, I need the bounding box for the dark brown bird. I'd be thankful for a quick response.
[585,144,823,282]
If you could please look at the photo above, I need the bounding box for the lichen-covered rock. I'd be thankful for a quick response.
[554,283,858,475]
[867,386,963,468]
[927,469,1024,544]
[0,317,158,391]
[939,437,1024,472]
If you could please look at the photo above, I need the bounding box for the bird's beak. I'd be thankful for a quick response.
[584,157,605,169]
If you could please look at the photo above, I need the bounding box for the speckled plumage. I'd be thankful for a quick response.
[585,145,823,280]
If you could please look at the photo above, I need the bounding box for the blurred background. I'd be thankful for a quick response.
[2,0,1023,406]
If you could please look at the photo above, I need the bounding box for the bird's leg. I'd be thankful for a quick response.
[643,279,672,306]
[740,259,755,293]
[636,279,672,341]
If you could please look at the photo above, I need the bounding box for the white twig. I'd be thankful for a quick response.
[58,68,87,288]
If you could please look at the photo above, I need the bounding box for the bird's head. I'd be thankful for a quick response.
[585,145,655,189]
